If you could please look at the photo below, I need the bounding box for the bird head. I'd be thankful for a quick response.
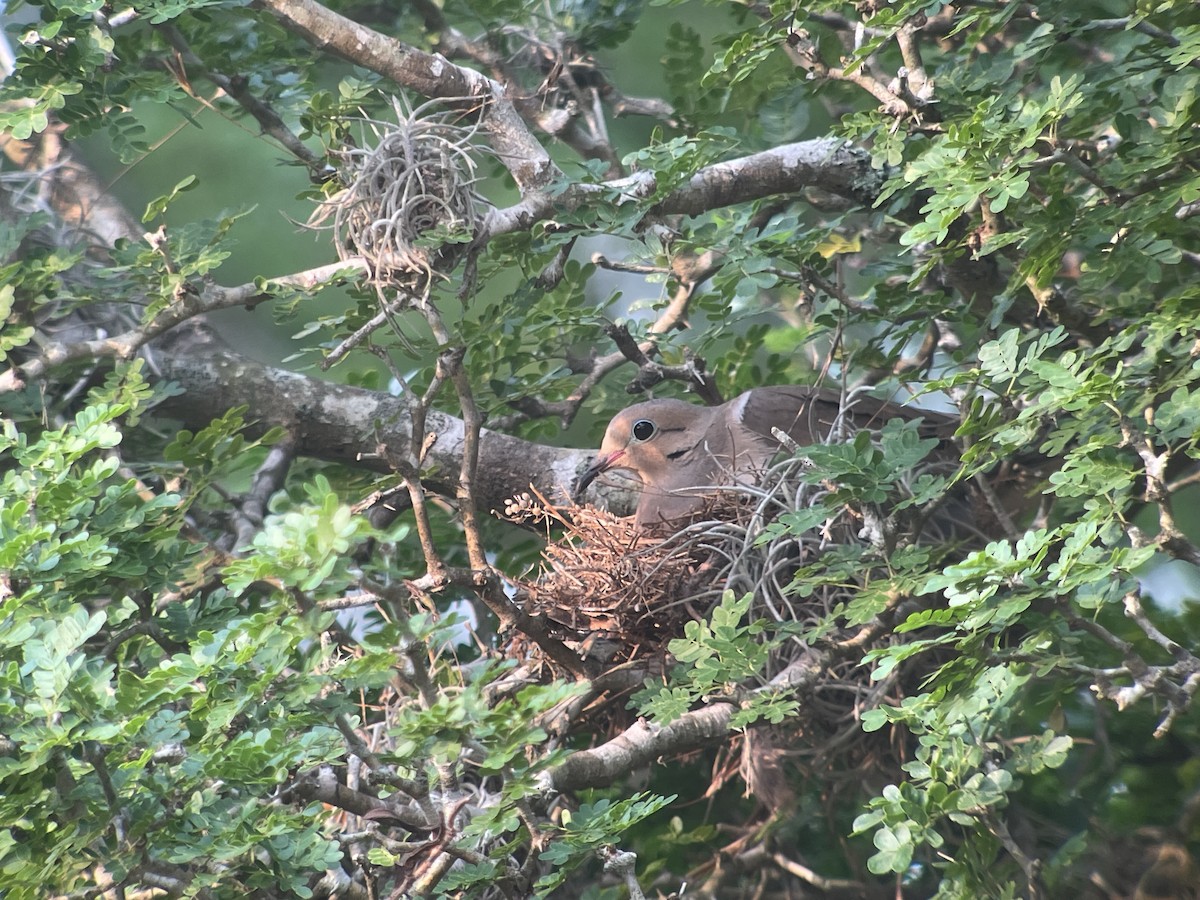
[574,398,705,500]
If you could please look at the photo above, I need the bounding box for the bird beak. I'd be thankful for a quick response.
[574,448,625,501]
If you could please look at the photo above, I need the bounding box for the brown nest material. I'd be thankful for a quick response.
[500,450,990,763]
[505,451,978,655]
[504,498,721,666]
[313,95,485,291]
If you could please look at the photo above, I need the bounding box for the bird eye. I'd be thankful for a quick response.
[631,419,656,442]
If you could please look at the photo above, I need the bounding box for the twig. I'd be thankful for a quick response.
[1030,147,1126,203]
[100,620,187,657]
[783,30,911,118]
[322,301,400,370]
[770,851,868,893]
[590,252,670,276]
[1065,591,1200,739]
[335,714,431,806]
[1124,595,1182,660]
[535,236,576,289]
[157,24,329,177]
[0,258,367,392]
[604,321,721,403]
[989,813,1043,899]
[1081,17,1200,70]
[1116,409,1200,566]
[318,591,387,611]
[492,275,706,430]
[287,765,436,831]
[805,268,872,313]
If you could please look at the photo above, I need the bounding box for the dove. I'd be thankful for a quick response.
[575,385,953,529]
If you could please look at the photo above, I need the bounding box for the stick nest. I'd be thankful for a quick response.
[499,455,991,764]
[503,498,716,666]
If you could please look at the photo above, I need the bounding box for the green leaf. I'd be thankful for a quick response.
[142,175,199,222]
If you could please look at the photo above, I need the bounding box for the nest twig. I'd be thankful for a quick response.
[501,494,709,667]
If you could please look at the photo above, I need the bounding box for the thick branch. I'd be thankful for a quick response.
[542,649,826,792]
[152,324,584,518]
[0,129,622,517]
[650,138,884,218]
[480,139,884,246]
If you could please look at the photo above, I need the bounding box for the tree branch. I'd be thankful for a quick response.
[0,258,367,393]
[151,324,586,519]
[156,23,329,176]
[649,138,884,218]
[251,0,560,194]
[287,765,436,831]
[542,649,826,792]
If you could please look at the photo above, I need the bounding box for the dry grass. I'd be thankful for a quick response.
[312,95,485,292]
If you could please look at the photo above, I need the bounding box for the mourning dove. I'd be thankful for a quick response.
[576,385,953,528]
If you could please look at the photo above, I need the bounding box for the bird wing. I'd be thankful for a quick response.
[733,384,956,452]
[731,384,844,451]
